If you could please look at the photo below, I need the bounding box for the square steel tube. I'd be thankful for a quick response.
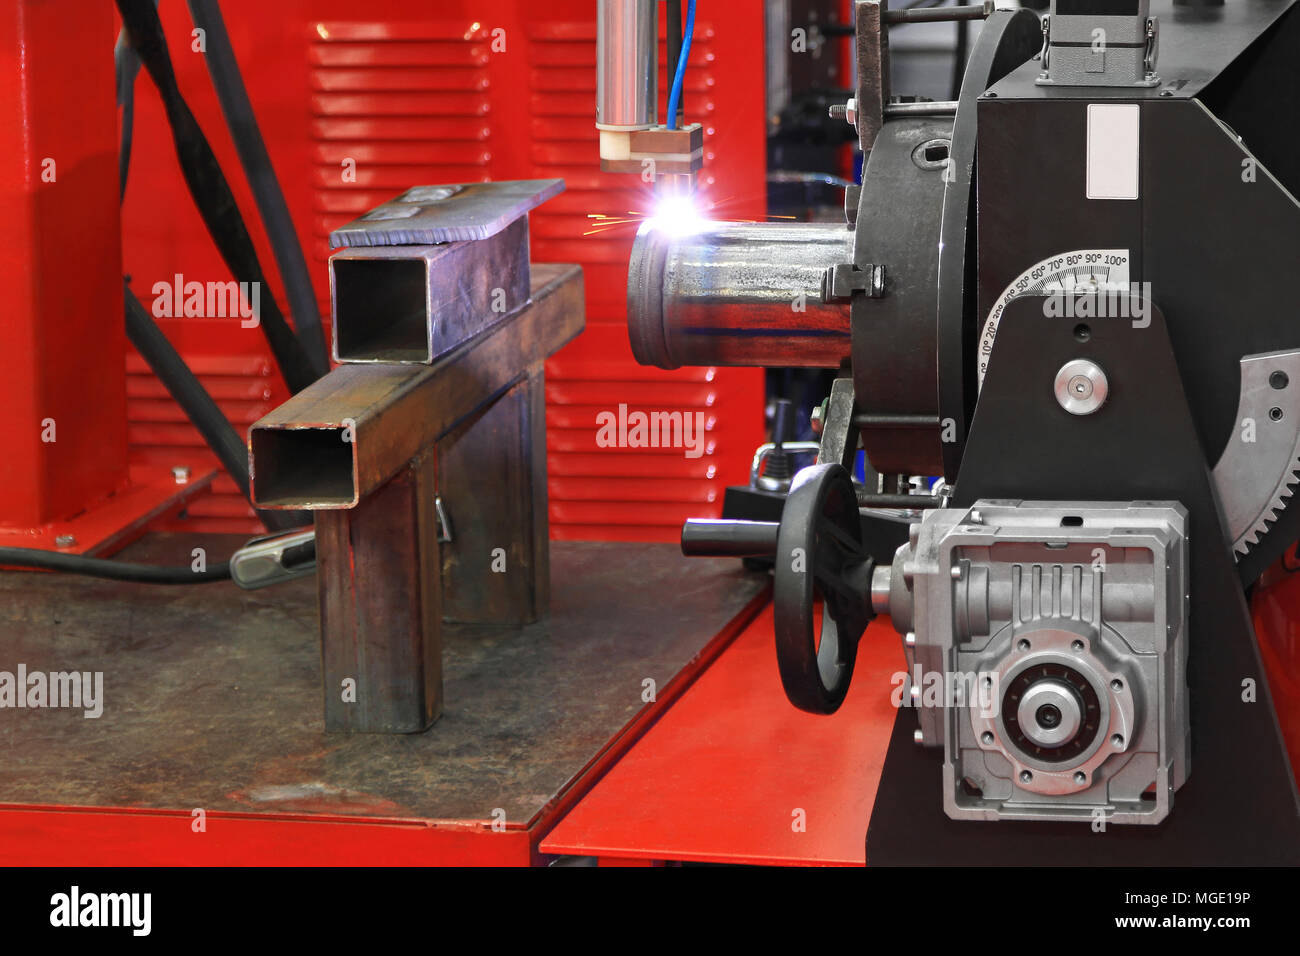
[317,445,442,733]
[330,217,530,364]
[250,264,583,509]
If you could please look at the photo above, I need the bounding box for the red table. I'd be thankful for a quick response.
[542,607,906,866]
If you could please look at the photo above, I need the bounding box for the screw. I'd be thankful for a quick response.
[55,534,76,549]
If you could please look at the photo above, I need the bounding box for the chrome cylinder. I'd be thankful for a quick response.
[627,221,854,369]
[596,0,657,130]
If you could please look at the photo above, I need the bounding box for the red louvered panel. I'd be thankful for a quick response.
[121,1,764,539]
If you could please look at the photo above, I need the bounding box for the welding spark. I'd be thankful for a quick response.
[643,193,707,238]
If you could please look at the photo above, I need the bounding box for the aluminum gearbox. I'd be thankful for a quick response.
[879,500,1189,825]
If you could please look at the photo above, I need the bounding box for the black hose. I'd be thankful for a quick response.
[667,1,683,126]
[0,548,231,584]
[115,29,144,200]
[115,0,318,395]
[185,0,330,378]
[124,285,307,532]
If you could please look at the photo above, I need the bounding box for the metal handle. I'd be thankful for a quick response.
[681,519,780,557]
[230,529,316,590]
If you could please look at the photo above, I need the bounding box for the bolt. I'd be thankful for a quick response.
[829,97,858,128]
[969,509,983,524]
[172,465,191,484]
[951,565,963,580]
[810,400,827,436]
[55,534,76,549]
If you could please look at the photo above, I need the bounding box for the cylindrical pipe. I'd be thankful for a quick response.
[871,565,893,615]
[883,2,992,25]
[884,100,959,117]
[681,519,780,557]
[628,221,854,369]
[596,0,657,130]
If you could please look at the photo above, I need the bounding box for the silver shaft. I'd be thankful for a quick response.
[596,0,657,130]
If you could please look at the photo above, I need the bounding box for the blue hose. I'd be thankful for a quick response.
[666,0,696,130]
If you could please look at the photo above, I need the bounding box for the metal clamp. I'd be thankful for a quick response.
[230,529,317,590]
[823,262,886,302]
[751,441,820,491]
[1144,17,1160,78]
[435,494,453,543]
[1039,15,1051,75]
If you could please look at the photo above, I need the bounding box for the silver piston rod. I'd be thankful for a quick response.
[627,221,854,369]
[596,0,657,130]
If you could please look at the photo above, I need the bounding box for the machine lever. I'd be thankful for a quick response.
[681,519,779,558]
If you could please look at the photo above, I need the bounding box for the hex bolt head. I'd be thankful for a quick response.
[172,465,191,484]
[829,98,858,127]
[810,401,826,436]
[54,534,76,549]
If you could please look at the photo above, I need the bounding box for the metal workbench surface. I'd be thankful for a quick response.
[0,535,765,826]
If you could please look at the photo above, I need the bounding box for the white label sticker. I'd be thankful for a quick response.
[1086,103,1140,201]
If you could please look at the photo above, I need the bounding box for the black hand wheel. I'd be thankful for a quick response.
[774,463,875,714]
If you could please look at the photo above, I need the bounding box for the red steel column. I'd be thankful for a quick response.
[0,1,128,529]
